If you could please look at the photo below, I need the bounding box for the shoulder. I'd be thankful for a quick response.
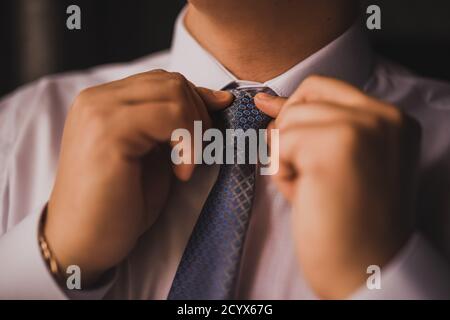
[1,49,171,111]
[368,58,450,157]
[0,50,171,222]
[368,57,450,113]
[368,57,450,175]
[0,49,170,106]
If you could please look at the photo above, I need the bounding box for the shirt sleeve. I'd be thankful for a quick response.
[0,77,119,299]
[0,206,115,299]
[351,233,450,300]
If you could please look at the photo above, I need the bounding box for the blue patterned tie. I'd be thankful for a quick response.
[168,87,274,300]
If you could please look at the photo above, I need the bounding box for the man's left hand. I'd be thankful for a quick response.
[255,75,421,299]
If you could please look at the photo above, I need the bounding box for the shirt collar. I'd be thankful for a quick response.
[168,8,373,97]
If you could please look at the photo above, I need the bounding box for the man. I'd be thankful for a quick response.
[0,0,450,299]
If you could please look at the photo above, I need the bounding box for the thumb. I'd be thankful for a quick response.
[254,93,287,118]
[196,87,234,111]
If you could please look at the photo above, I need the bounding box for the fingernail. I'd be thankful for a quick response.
[255,93,274,100]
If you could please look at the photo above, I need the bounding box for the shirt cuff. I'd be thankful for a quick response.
[351,233,450,300]
[0,208,115,299]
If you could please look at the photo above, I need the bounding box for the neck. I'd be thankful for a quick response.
[184,1,358,82]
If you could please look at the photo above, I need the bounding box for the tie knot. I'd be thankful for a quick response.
[219,88,274,130]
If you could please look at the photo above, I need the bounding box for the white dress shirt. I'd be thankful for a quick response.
[1,9,450,299]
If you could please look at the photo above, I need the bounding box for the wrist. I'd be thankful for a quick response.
[316,235,410,299]
[40,207,106,287]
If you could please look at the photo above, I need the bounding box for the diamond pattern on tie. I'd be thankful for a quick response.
[167,87,275,300]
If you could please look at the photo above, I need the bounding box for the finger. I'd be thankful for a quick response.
[167,90,203,182]
[275,163,297,201]
[289,75,402,121]
[254,93,287,118]
[113,70,198,105]
[196,87,234,111]
[127,84,211,182]
[265,121,276,148]
[105,71,188,104]
[289,75,371,108]
[125,99,208,181]
[118,100,201,145]
[272,127,302,202]
[171,156,196,181]
[274,123,336,202]
[173,165,196,181]
[186,84,214,129]
[165,101,199,182]
[274,102,373,132]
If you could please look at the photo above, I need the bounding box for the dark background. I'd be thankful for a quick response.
[1,0,450,98]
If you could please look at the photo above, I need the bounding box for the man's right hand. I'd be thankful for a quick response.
[46,70,233,285]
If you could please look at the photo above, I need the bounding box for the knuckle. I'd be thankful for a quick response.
[134,73,153,82]
[371,101,404,128]
[336,123,361,147]
[364,114,386,131]
[386,106,404,126]
[149,68,167,74]
[298,76,318,97]
[297,75,326,101]
[75,87,99,111]
[303,74,323,86]
[167,75,190,102]
[275,106,294,129]
[129,69,167,82]
[75,87,96,106]
[354,94,373,107]
[132,72,157,82]
[167,72,187,88]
